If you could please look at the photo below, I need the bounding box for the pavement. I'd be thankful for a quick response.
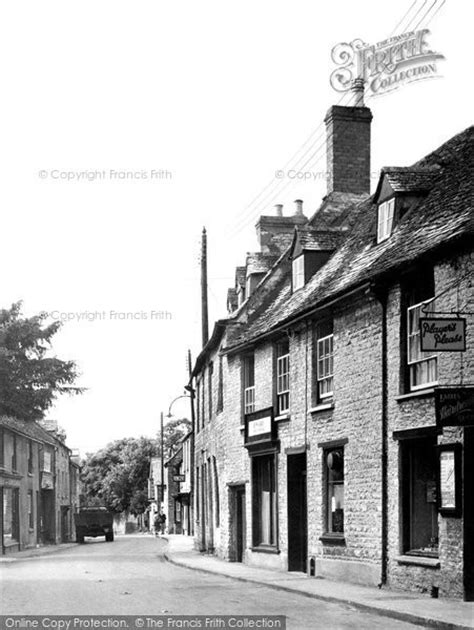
[0,542,78,562]
[163,534,474,630]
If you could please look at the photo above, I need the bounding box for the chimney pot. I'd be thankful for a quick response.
[350,78,365,107]
[274,204,283,217]
[294,199,303,216]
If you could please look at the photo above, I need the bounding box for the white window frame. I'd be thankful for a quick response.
[377,198,395,243]
[276,350,290,415]
[292,255,305,291]
[317,333,334,399]
[243,355,255,415]
[407,300,438,390]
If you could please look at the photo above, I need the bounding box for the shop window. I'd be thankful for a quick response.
[252,454,277,548]
[325,447,344,534]
[243,353,255,416]
[401,437,439,557]
[276,340,290,415]
[2,487,20,544]
[316,321,334,402]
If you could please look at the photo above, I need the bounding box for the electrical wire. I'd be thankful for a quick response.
[227,0,444,239]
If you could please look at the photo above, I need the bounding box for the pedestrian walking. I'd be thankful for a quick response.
[153,513,161,537]
[158,510,166,535]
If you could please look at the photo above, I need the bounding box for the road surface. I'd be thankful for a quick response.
[0,535,420,629]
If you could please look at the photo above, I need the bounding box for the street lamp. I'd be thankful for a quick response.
[163,388,196,535]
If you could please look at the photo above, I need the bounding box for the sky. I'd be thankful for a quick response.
[0,0,472,456]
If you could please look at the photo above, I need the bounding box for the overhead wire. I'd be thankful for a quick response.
[228,0,443,238]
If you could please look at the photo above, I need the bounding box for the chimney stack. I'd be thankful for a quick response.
[350,77,365,106]
[324,79,372,195]
[294,199,303,216]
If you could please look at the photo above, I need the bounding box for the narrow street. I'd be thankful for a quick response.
[0,535,420,629]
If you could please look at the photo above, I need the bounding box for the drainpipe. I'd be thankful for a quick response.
[371,284,388,587]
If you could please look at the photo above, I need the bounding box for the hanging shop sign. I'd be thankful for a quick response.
[173,474,186,483]
[419,317,466,352]
[244,407,277,450]
[437,443,462,517]
[435,387,474,428]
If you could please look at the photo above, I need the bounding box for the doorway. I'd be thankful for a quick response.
[230,485,246,562]
[287,453,307,572]
[464,428,474,601]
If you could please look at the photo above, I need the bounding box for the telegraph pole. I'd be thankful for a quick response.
[160,411,164,508]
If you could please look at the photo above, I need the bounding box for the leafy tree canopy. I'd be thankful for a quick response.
[161,417,192,455]
[0,301,84,421]
[81,436,158,515]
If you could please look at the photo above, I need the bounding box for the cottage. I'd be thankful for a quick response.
[191,82,473,600]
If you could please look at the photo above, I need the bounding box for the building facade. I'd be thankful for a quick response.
[0,415,80,553]
[191,85,473,600]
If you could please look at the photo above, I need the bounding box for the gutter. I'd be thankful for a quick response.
[223,281,372,355]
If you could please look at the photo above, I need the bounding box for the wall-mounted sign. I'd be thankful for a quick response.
[244,407,277,451]
[437,443,461,517]
[248,415,271,438]
[173,474,185,483]
[419,318,466,352]
[435,387,474,428]
[41,473,53,490]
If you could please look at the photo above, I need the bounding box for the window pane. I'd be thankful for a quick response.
[326,448,344,534]
[403,438,438,556]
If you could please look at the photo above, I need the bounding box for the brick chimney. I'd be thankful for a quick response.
[324,79,372,195]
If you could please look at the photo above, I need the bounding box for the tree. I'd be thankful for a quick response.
[0,302,84,421]
[161,417,191,454]
[81,437,158,515]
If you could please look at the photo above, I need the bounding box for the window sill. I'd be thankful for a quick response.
[320,534,346,546]
[251,545,280,554]
[396,555,440,568]
[274,414,290,422]
[309,402,334,414]
[395,388,436,402]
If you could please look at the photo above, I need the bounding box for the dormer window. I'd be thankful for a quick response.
[377,198,395,243]
[292,255,305,290]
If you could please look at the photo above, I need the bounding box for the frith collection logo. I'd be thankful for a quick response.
[330,29,445,97]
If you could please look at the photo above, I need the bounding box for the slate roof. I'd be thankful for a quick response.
[0,415,57,445]
[382,166,440,193]
[308,191,368,230]
[224,126,473,352]
[293,227,342,253]
[246,252,280,276]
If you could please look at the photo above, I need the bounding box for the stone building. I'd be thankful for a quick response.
[0,415,80,553]
[191,84,473,599]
